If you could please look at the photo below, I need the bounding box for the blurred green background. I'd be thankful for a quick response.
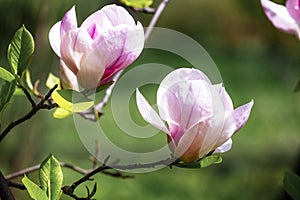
[0,0,299,199]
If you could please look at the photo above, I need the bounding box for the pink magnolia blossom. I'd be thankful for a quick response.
[261,0,300,38]
[49,4,144,89]
[136,68,253,163]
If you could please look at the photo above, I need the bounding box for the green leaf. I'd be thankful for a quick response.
[46,73,61,90]
[53,108,72,119]
[283,171,300,199]
[175,154,222,169]
[7,25,34,76]
[199,154,222,168]
[39,154,63,200]
[120,0,153,8]
[0,79,16,114]
[52,89,94,112]
[22,175,48,200]
[175,161,201,169]
[0,67,15,82]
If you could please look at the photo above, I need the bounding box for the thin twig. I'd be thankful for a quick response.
[91,140,100,169]
[62,156,172,198]
[8,181,26,190]
[144,0,169,41]
[18,85,36,108]
[132,7,156,14]
[5,162,133,180]
[0,85,58,143]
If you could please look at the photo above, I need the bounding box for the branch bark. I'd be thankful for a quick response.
[0,171,15,200]
[0,85,58,143]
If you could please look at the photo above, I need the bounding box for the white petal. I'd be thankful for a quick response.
[49,21,62,57]
[136,89,170,134]
[214,138,232,153]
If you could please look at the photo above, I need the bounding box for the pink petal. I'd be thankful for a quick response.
[232,100,254,133]
[261,0,298,34]
[81,8,113,33]
[60,28,93,74]
[156,84,181,139]
[101,4,136,27]
[59,60,79,90]
[160,79,214,135]
[136,89,170,134]
[174,120,220,162]
[214,83,234,111]
[212,111,236,149]
[156,68,211,127]
[77,48,105,89]
[60,6,78,38]
[49,21,62,57]
[93,23,144,83]
[286,0,300,22]
[157,69,211,99]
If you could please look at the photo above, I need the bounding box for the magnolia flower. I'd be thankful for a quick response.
[49,4,144,89]
[136,68,253,163]
[261,0,300,38]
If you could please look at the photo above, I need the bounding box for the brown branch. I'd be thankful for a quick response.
[7,157,173,199]
[18,84,36,108]
[0,171,15,200]
[61,156,173,198]
[5,161,133,180]
[0,85,58,143]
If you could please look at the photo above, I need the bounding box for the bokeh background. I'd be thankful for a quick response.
[0,0,299,199]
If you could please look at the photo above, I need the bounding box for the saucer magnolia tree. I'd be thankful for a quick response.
[0,1,255,199]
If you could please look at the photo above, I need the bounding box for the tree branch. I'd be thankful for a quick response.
[0,85,58,143]
[18,84,36,108]
[5,162,133,180]
[0,171,15,200]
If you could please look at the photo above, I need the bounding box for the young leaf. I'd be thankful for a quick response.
[22,175,48,200]
[25,70,34,90]
[53,108,72,119]
[175,154,222,169]
[120,0,153,8]
[0,79,16,114]
[283,171,300,200]
[46,73,61,90]
[7,25,34,76]
[199,154,222,168]
[39,154,63,200]
[0,67,15,82]
[52,89,94,112]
